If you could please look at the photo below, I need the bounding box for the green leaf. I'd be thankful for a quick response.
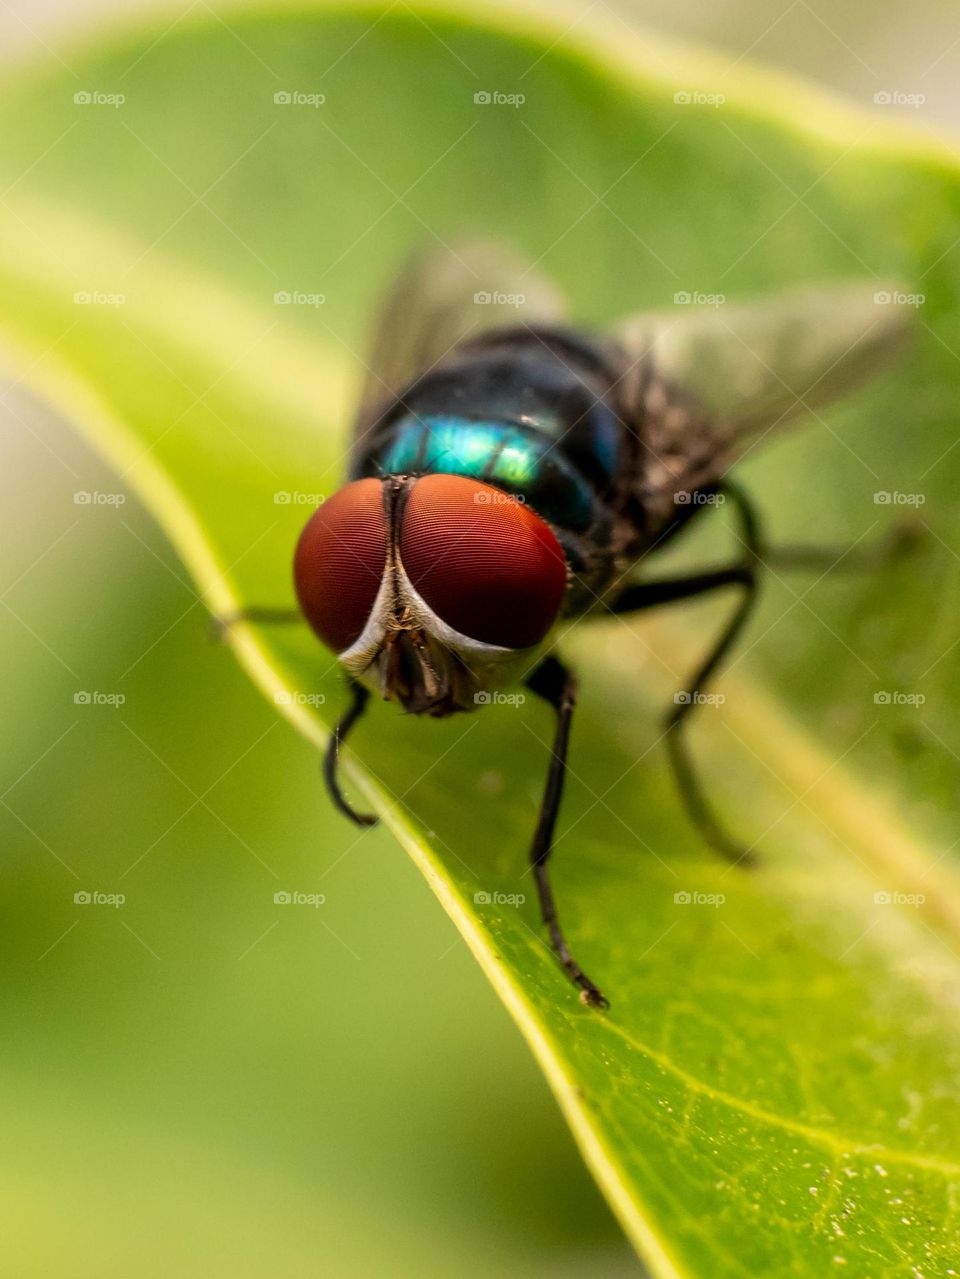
[2,4,960,1273]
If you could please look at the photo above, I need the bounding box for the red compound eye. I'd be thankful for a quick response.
[294,478,388,653]
[399,474,567,649]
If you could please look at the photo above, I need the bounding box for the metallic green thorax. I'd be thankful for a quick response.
[377,412,597,531]
[351,327,629,607]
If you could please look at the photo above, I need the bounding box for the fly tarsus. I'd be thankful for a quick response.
[324,680,378,828]
[535,862,609,1009]
[664,716,757,870]
[527,656,609,1010]
[611,480,761,870]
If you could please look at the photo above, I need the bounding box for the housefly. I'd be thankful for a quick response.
[233,246,910,1008]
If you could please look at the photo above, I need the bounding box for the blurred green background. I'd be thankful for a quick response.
[2,2,957,1276]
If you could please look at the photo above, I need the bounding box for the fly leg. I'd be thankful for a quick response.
[678,518,924,583]
[526,656,607,1009]
[759,516,924,573]
[324,679,378,827]
[210,607,302,640]
[216,609,376,826]
[610,481,760,865]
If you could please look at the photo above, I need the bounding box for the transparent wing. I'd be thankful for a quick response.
[353,242,566,454]
[617,281,913,477]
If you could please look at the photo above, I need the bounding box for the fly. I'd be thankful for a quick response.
[227,245,912,1009]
